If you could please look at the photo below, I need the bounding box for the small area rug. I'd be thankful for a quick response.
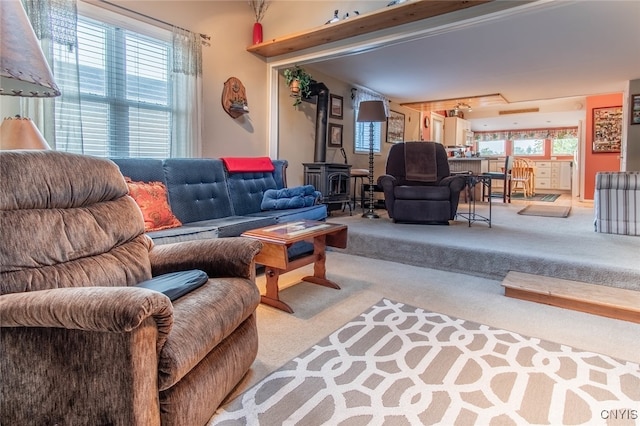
[518,204,571,218]
[211,299,639,425]
[492,193,560,202]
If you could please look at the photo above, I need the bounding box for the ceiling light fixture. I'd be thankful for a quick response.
[454,102,472,113]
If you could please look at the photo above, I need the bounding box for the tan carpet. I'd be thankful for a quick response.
[517,205,571,218]
[212,299,640,425]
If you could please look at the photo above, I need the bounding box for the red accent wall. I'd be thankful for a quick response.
[584,93,622,200]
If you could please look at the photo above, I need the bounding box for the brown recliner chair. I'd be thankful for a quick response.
[0,151,262,425]
[378,142,466,224]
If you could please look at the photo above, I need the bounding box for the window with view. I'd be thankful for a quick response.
[54,15,172,158]
[354,120,381,154]
[476,140,505,156]
[552,138,579,156]
[513,139,544,156]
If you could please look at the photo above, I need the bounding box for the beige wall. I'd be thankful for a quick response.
[279,66,420,187]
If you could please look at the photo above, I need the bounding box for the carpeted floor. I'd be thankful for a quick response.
[213,299,640,425]
[206,197,640,425]
[330,200,640,290]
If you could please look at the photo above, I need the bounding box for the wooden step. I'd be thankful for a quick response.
[502,271,640,323]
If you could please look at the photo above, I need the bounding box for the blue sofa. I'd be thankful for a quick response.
[111,158,327,256]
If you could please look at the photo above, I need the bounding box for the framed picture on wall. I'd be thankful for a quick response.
[631,94,640,125]
[592,106,622,153]
[328,123,343,147]
[386,110,405,143]
[329,94,343,119]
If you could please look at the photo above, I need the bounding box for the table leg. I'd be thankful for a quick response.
[261,266,294,313]
[302,235,341,289]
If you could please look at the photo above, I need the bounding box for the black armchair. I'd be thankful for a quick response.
[377,142,466,224]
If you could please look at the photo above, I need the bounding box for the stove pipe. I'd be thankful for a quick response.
[309,82,329,162]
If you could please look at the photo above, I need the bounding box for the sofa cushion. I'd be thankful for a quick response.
[147,224,219,245]
[126,179,182,232]
[248,204,328,223]
[226,171,280,215]
[188,216,276,238]
[136,270,208,301]
[163,159,234,223]
[157,276,260,391]
[111,158,167,185]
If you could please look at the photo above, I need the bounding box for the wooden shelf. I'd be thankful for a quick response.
[247,0,492,58]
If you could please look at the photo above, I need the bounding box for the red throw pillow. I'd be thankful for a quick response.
[125,178,182,232]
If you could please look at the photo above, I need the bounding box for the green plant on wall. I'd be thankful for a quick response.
[284,66,313,106]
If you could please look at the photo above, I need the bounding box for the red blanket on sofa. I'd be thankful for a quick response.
[221,157,275,173]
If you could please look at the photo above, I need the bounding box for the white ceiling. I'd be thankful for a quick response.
[306,0,640,132]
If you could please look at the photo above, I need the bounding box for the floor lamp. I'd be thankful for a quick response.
[356,100,387,219]
[0,0,61,150]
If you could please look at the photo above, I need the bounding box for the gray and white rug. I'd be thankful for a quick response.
[211,299,640,425]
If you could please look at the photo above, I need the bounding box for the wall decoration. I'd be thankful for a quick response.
[631,94,640,125]
[592,106,622,153]
[386,110,405,143]
[328,123,343,147]
[329,94,343,119]
[221,77,249,119]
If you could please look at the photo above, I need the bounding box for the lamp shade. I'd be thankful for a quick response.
[0,0,61,97]
[0,116,51,150]
[357,100,387,123]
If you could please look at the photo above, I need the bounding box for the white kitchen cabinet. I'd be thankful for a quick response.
[533,160,571,190]
[444,117,473,147]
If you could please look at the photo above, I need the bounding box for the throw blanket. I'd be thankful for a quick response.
[405,142,437,182]
[261,185,321,210]
[222,157,275,173]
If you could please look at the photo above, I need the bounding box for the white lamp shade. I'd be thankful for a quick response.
[357,100,387,123]
[0,117,51,150]
[0,0,61,97]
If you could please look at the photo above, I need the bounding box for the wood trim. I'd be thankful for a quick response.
[247,0,492,58]
[502,271,640,323]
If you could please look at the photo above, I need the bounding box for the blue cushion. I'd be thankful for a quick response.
[136,270,208,301]
[261,185,321,210]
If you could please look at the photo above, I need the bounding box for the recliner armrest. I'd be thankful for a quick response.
[439,175,466,192]
[377,174,397,188]
[0,287,173,353]
[149,237,262,280]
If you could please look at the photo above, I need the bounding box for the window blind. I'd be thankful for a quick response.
[354,121,381,154]
[54,14,172,158]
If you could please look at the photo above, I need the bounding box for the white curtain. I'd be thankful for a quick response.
[23,0,82,151]
[171,27,203,158]
[351,86,389,115]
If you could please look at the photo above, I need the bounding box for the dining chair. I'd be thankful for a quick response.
[484,156,513,203]
[511,158,533,197]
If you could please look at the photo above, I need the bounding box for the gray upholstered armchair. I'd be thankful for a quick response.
[0,151,262,425]
[378,142,466,224]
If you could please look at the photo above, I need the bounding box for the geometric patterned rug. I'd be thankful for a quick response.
[210,299,640,425]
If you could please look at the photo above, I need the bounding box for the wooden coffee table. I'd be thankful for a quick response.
[241,220,348,313]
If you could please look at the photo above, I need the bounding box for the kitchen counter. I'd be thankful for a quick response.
[448,157,489,174]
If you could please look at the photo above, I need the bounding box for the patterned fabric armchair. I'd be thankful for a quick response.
[0,151,262,425]
[378,142,466,224]
[594,171,640,236]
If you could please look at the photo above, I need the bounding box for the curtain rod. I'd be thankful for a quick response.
[97,0,211,46]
